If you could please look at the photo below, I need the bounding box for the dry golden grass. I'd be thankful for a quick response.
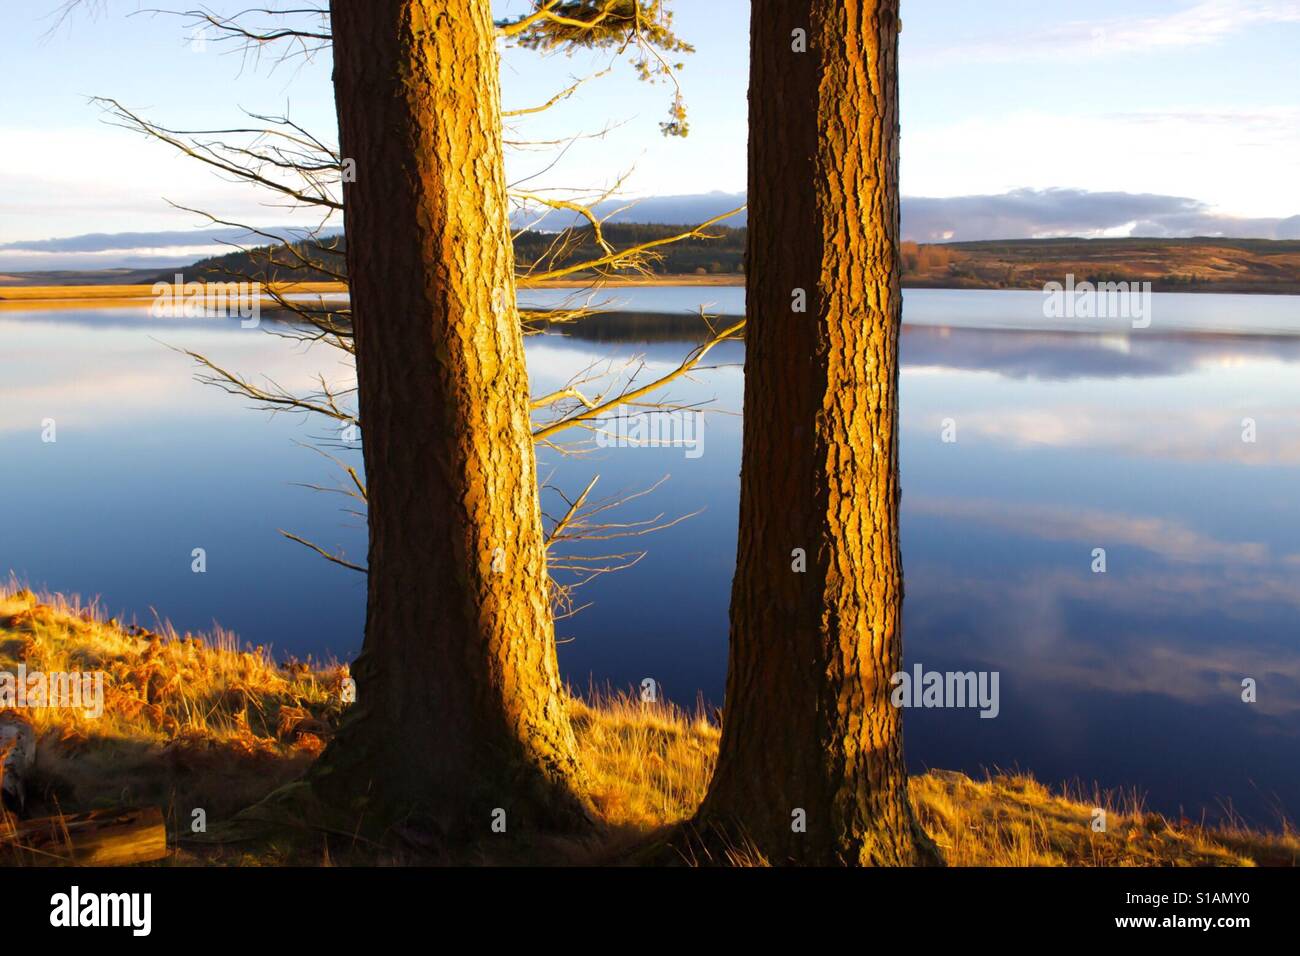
[518,274,743,288]
[2,583,1295,866]
[571,692,719,832]
[0,585,348,831]
[912,771,1298,867]
[0,281,348,309]
[900,239,1300,294]
[0,276,739,311]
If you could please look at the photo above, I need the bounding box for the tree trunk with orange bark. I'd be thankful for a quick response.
[693,0,940,866]
[314,0,591,839]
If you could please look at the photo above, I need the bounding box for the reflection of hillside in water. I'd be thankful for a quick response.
[534,308,1300,383]
[533,309,729,343]
[902,326,1300,380]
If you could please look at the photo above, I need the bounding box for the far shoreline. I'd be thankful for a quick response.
[0,275,741,309]
[3,273,1299,310]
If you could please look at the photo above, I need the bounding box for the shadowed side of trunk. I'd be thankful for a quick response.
[692,0,940,866]
[311,0,591,840]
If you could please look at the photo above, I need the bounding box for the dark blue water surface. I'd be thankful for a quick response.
[3,289,1299,825]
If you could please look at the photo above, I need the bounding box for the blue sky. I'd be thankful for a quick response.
[2,0,1298,269]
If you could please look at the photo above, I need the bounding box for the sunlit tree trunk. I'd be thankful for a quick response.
[315,0,590,838]
[694,0,939,865]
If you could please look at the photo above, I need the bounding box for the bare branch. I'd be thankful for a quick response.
[279,530,366,574]
[533,317,743,442]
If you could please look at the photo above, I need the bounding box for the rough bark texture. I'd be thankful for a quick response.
[314,0,591,839]
[693,0,939,865]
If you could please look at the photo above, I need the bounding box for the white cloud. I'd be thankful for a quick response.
[909,563,1300,717]
[910,402,1300,466]
[0,127,334,245]
[0,314,352,436]
[907,495,1281,565]
[919,0,1300,63]
[902,108,1300,218]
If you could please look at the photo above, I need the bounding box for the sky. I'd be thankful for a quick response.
[1,0,1298,270]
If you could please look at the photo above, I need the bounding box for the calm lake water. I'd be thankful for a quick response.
[3,288,1299,825]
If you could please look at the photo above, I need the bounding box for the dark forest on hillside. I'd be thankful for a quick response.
[164,223,746,283]
[157,229,1300,295]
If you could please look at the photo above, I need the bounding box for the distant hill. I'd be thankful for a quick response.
[154,237,347,284]
[6,232,1298,295]
[905,237,1300,294]
[0,267,175,287]
[515,222,745,277]
[157,231,1300,294]
[145,224,746,283]
[513,192,747,230]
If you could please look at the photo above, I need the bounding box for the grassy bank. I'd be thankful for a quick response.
[0,280,349,310]
[0,275,743,310]
[1,585,1295,866]
[915,237,1300,295]
[7,235,1300,306]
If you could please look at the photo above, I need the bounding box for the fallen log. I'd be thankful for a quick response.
[0,806,167,866]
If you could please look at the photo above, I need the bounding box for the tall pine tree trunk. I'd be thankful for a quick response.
[315,0,590,838]
[694,0,939,866]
